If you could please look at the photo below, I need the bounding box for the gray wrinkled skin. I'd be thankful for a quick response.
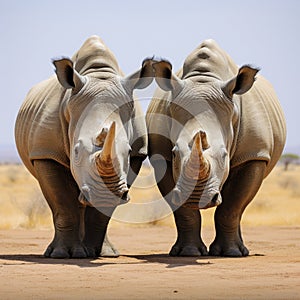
[147,39,286,257]
[15,36,151,258]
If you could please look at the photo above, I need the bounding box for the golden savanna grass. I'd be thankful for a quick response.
[0,163,299,230]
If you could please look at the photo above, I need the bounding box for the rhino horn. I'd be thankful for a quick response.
[95,122,118,175]
[100,121,116,162]
[199,130,210,150]
[185,132,210,180]
[95,127,109,148]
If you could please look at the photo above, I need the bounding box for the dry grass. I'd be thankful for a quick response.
[0,163,299,230]
[0,164,52,229]
[243,165,300,226]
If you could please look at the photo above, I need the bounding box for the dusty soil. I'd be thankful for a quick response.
[0,225,299,299]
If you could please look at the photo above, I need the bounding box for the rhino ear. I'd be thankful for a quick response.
[121,57,154,92]
[53,58,86,93]
[222,65,259,99]
[152,60,184,96]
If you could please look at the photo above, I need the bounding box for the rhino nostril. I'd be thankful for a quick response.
[212,193,220,203]
[121,190,130,202]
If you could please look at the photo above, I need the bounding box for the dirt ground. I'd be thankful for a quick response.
[0,225,299,299]
[1,164,300,299]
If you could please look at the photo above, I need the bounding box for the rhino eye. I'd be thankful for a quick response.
[74,141,83,165]
[74,145,79,156]
[220,148,228,160]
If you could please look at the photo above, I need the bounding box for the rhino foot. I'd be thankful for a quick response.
[169,242,208,257]
[85,246,101,258]
[209,239,249,257]
[44,243,88,259]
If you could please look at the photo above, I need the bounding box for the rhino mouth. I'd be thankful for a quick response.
[172,186,222,210]
[183,193,222,209]
[79,178,130,208]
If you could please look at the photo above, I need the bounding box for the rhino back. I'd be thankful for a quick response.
[182,39,238,82]
[15,76,70,177]
[72,35,121,78]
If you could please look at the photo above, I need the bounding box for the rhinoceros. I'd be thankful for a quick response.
[15,36,153,258]
[146,39,286,257]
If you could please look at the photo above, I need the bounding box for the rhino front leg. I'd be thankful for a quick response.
[151,158,207,256]
[83,206,119,257]
[210,160,267,257]
[34,160,87,258]
[170,206,208,256]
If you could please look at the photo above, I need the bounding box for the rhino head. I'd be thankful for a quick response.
[53,57,153,212]
[152,60,259,209]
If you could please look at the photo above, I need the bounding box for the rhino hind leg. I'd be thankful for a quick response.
[83,206,119,257]
[34,160,87,258]
[209,160,267,257]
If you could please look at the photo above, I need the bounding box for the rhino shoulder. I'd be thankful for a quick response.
[231,74,286,177]
[15,76,70,175]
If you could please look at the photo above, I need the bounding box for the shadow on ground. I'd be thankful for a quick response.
[0,252,262,269]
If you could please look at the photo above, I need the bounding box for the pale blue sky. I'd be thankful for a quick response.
[1,0,299,152]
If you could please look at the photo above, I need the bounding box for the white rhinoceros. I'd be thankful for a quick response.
[15,36,153,258]
[146,39,286,257]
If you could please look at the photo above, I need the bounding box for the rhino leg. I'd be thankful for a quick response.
[170,206,208,256]
[210,160,267,257]
[34,160,87,258]
[151,158,207,256]
[83,206,119,257]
